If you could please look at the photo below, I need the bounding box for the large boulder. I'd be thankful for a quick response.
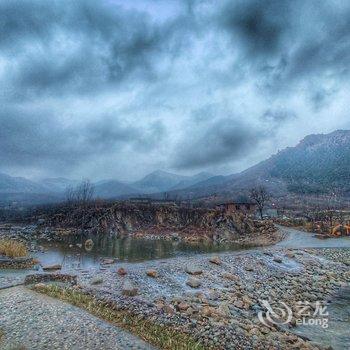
[209,256,222,265]
[185,265,203,275]
[186,277,201,288]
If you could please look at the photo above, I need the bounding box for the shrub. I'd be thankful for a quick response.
[0,239,28,258]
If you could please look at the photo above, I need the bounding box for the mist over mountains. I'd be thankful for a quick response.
[1,130,349,206]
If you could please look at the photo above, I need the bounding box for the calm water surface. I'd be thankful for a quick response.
[33,235,252,269]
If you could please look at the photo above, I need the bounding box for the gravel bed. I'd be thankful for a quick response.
[0,286,155,350]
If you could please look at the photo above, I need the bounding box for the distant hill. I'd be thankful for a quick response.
[0,173,47,194]
[94,180,139,199]
[132,170,214,193]
[1,130,349,205]
[0,173,60,205]
[168,172,214,191]
[168,130,350,199]
[0,170,214,204]
[132,170,188,193]
[41,178,80,193]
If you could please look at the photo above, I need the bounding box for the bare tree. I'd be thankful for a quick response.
[65,180,94,206]
[249,186,271,220]
[75,180,94,206]
[65,185,76,204]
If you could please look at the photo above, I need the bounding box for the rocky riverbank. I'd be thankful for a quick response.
[26,246,350,350]
[2,223,349,349]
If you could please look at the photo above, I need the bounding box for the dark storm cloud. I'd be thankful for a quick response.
[218,0,293,58]
[0,0,190,98]
[216,0,350,91]
[1,0,349,179]
[174,118,265,169]
[0,106,165,172]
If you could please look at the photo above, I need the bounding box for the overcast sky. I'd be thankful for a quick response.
[1,0,350,181]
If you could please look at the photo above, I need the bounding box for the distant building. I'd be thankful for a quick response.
[129,197,152,204]
[128,197,177,206]
[216,201,257,214]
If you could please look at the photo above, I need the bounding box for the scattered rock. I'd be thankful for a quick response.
[91,276,103,285]
[164,304,175,315]
[117,267,127,276]
[34,283,46,289]
[84,239,94,250]
[185,265,203,275]
[42,264,62,271]
[146,269,158,278]
[234,300,244,309]
[201,306,214,317]
[122,279,138,297]
[218,302,230,317]
[209,256,222,265]
[102,258,115,265]
[186,277,201,288]
[177,302,190,311]
[223,272,238,281]
[208,290,220,300]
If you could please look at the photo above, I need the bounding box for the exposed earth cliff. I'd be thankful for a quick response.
[25,203,278,244]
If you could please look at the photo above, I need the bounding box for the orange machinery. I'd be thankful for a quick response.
[331,224,350,236]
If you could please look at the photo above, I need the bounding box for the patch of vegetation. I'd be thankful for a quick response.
[0,239,28,258]
[33,284,205,350]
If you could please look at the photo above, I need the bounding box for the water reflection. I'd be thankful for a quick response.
[34,235,251,268]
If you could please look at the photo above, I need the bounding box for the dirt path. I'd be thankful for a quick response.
[0,286,155,350]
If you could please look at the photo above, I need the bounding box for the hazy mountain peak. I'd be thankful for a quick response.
[299,129,350,148]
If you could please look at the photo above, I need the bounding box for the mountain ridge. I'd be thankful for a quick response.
[1,130,349,204]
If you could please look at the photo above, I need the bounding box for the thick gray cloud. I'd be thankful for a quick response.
[217,0,350,92]
[0,0,196,101]
[219,0,293,58]
[173,118,265,169]
[1,0,350,180]
[0,105,164,174]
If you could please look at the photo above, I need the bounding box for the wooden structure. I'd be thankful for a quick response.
[216,201,257,214]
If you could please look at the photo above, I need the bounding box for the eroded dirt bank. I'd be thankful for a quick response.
[20,203,277,243]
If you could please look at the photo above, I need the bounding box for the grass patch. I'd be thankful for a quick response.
[0,239,28,258]
[33,284,205,350]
